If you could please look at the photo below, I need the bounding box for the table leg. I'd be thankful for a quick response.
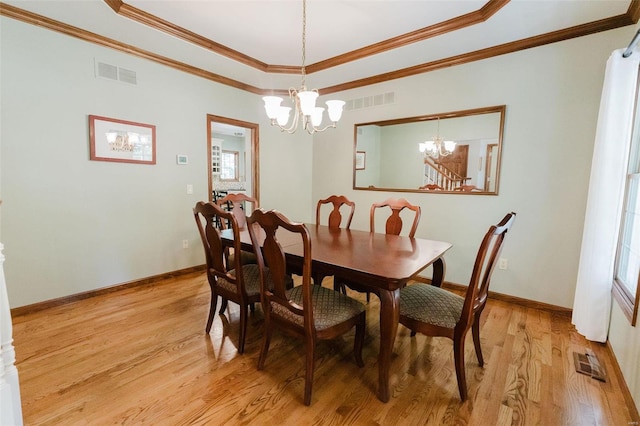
[431,257,446,287]
[377,288,400,402]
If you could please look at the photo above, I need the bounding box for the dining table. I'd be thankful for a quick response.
[221,223,452,403]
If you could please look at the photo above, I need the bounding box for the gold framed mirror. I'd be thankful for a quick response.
[353,105,506,195]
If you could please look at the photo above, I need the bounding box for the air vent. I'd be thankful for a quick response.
[344,91,395,111]
[95,59,138,85]
[96,62,117,81]
[118,68,137,85]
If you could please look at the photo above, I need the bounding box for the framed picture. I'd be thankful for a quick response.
[355,151,366,170]
[176,154,189,165]
[89,115,156,164]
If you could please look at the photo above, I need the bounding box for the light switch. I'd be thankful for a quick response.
[186,184,193,194]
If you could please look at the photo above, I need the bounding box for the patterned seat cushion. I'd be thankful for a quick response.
[271,285,365,331]
[217,265,289,296]
[399,284,464,329]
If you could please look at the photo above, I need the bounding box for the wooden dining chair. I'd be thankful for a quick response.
[315,195,355,230]
[341,198,422,300]
[419,184,443,190]
[453,185,481,192]
[316,195,355,289]
[370,197,421,238]
[217,192,258,265]
[247,209,366,406]
[193,201,263,354]
[399,212,516,401]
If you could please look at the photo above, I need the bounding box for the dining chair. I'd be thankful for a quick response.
[315,195,355,230]
[453,185,481,192]
[399,212,516,401]
[217,192,258,266]
[211,190,229,228]
[370,197,421,238]
[247,209,366,406]
[193,201,263,354]
[316,195,355,289]
[341,198,422,300]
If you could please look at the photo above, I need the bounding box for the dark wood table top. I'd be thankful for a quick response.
[223,224,452,290]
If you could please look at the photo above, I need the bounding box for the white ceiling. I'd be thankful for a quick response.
[3,0,635,92]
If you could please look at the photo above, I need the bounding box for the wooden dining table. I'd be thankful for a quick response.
[222,223,452,403]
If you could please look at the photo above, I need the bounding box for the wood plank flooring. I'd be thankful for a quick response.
[11,272,639,425]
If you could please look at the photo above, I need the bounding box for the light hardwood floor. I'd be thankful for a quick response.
[12,272,639,425]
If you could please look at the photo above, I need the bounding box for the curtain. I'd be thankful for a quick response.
[572,49,640,342]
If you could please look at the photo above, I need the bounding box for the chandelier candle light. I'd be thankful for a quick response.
[418,118,456,159]
[262,0,345,135]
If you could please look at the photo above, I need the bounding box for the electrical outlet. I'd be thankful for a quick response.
[499,258,508,270]
[182,239,189,249]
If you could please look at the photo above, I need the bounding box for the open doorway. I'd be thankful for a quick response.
[206,114,259,206]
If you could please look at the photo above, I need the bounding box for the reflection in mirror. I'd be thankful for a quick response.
[207,114,259,206]
[354,105,505,195]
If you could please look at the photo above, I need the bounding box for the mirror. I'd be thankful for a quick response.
[354,105,505,195]
[207,114,259,204]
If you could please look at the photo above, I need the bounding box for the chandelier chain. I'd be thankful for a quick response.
[301,0,307,88]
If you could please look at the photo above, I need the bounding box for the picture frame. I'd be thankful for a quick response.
[176,154,189,165]
[355,151,366,170]
[89,115,156,164]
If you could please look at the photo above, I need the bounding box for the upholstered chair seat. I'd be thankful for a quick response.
[218,265,292,295]
[272,285,366,331]
[400,284,464,329]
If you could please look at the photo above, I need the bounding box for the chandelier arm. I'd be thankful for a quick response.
[308,122,338,134]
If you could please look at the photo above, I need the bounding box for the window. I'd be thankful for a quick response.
[613,83,640,326]
[220,150,239,181]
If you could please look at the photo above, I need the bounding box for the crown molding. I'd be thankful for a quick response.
[319,8,639,95]
[103,0,510,75]
[306,0,510,74]
[1,1,638,96]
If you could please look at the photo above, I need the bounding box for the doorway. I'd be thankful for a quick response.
[206,114,259,205]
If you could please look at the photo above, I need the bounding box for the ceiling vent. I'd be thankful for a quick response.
[345,91,395,111]
[95,59,137,85]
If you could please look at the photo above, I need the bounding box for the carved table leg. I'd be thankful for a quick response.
[377,288,400,402]
[431,257,446,287]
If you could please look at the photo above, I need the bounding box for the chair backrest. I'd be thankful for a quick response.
[458,212,516,330]
[316,195,355,229]
[370,198,421,238]
[247,209,315,330]
[420,184,443,191]
[193,201,245,292]
[453,185,480,192]
[216,193,258,230]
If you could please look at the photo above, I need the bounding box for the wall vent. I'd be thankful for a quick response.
[96,61,117,81]
[118,68,137,85]
[345,91,395,111]
[95,59,137,85]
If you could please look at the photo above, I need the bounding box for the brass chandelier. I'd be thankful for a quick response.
[262,0,345,135]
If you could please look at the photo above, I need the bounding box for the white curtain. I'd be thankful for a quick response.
[572,49,640,342]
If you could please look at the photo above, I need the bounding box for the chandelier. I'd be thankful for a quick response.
[418,118,456,159]
[262,0,345,135]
